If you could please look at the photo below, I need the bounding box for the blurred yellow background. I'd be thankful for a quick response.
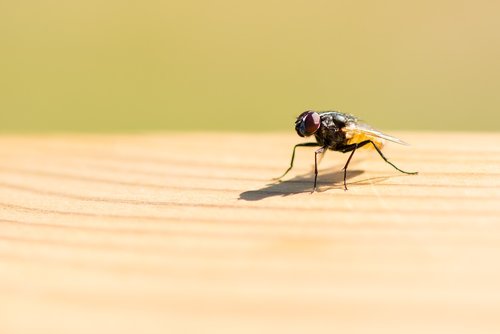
[1,0,499,132]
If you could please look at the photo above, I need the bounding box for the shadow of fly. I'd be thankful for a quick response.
[275,111,418,192]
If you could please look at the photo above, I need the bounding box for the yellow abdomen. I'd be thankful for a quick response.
[346,133,385,150]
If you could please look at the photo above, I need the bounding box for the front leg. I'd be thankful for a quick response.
[312,146,326,193]
[274,142,319,180]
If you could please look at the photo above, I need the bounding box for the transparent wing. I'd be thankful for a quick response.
[345,121,410,146]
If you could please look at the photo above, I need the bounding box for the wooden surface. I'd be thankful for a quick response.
[1,132,500,334]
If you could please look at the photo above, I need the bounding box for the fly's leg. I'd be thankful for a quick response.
[341,144,359,191]
[313,147,326,193]
[337,142,369,190]
[274,142,319,181]
[364,140,418,175]
[337,140,417,190]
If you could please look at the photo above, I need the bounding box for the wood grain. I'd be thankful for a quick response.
[0,132,499,334]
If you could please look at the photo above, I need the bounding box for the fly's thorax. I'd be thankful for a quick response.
[314,118,347,149]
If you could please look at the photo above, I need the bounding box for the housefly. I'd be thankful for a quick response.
[276,111,418,192]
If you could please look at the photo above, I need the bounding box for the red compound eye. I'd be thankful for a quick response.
[296,111,320,137]
[304,112,320,135]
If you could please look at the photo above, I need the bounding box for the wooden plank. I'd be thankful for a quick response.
[0,132,499,334]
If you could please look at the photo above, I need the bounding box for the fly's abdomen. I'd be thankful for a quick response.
[346,132,385,150]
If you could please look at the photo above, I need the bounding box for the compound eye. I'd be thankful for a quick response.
[303,112,320,136]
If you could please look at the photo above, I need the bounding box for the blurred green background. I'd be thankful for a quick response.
[1,0,499,132]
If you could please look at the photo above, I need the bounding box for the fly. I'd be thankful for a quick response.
[276,110,418,192]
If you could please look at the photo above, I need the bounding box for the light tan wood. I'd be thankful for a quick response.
[0,132,499,334]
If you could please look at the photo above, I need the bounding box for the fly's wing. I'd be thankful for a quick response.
[345,121,410,146]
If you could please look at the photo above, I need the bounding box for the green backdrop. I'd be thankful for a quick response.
[1,0,499,132]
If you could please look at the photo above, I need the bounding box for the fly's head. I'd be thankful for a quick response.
[295,111,321,137]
